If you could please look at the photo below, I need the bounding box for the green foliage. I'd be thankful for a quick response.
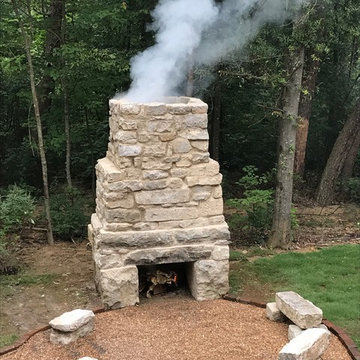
[50,186,90,240]
[239,245,360,346]
[0,186,35,274]
[227,166,274,244]
[343,177,360,202]
[0,273,58,286]
[0,334,18,348]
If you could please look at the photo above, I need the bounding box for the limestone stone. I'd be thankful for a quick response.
[141,158,172,170]
[167,103,191,115]
[191,103,208,114]
[135,188,190,205]
[118,144,142,157]
[278,328,330,360]
[147,120,173,133]
[120,103,141,115]
[174,225,230,244]
[133,222,158,231]
[288,325,303,341]
[266,302,286,322]
[208,215,226,225]
[49,309,94,332]
[211,246,229,261]
[103,195,134,209]
[187,260,229,301]
[170,168,188,178]
[105,180,142,192]
[119,119,138,131]
[143,103,167,116]
[102,222,133,232]
[171,137,192,153]
[184,113,208,128]
[50,320,94,345]
[144,207,198,222]
[191,187,211,201]
[182,128,209,140]
[96,158,126,183]
[186,174,222,187]
[213,186,223,199]
[124,245,213,266]
[98,229,175,248]
[198,198,224,217]
[88,224,94,246]
[142,179,168,190]
[137,132,151,142]
[113,131,137,143]
[104,208,141,223]
[159,132,176,141]
[276,291,323,329]
[143,144,167,157]
[176,159,192,167]
[99,266,139,309]
[191,141,209,151]
[143,170,169,180]
[192,152,210,164]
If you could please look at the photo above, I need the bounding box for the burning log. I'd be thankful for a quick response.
[143,270,178,298]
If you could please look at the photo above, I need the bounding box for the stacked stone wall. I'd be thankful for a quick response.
[89,97,230,309]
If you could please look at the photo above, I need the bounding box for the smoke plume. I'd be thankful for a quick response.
[123,0,307,102]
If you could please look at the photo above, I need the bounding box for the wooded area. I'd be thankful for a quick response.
[0,0,359,256]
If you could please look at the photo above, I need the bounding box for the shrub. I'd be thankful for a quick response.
[50,186,89,240]
[343,177,360,202]
[0,185,35,274]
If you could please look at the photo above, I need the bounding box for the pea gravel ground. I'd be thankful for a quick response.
[1,298,351,360]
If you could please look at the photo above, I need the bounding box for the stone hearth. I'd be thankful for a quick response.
[88,96,230,309]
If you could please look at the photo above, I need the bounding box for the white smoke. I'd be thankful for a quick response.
[123,0,307,102]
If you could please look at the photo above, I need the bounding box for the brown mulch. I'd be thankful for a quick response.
[1,298,352,360]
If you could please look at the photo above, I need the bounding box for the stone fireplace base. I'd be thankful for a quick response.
[89,97,230,309]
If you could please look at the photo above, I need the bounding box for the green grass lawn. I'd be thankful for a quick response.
[229,244,360,347]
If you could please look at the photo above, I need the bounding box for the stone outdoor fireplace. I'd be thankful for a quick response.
[88,96,230,309]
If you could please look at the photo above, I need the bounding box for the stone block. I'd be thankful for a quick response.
[99,266,139,309]
[120,103,141,115]
[96,158,126,183]
[144,207,198,222]
[118,144,142,157]
[135,188,190,205]
[105,180,142,192]
[213,186,223,199]
[142,179,168,190]
[159,132,176,141]
[288,325,303,341]
[191,102,208,114]
[143,103,167,116]
[98,229,175,248]
[276,291,323,329]
[278,328,330,360]
[147,120,174,133]
[191,141,208,151]
[50,320,94,345]
[113,130,137,143]
[167,103,190,115]
[49,309,95,332]
[143,144,167,157]
[170,168,188,178]
[187,260,229,301]
[198,198,224,217]
[186,174,222,187]
[104,208,141,223]
[124,245,213,265]
[103,194,134,209]
[171,137,192,153]
[184,113,208,128]
[141,158,172,170]
[192,152,210,164]
[266,302,286,322]
[182,128,209,141]
[143,170,169,180]
[211,246,230,261]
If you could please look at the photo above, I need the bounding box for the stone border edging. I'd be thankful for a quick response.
[223,294,360,360]
[0,298,358,360]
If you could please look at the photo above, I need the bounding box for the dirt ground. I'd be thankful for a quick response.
[0,203,359,351]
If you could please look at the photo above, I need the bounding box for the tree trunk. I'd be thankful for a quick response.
[12,0,54,245]
[294,52,320,177]
[342,130,360,179]
[268,45,305,249]
[316,98,360,205]
[61,0,72,187]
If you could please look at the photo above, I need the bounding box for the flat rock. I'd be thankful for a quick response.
[279,328,330,360]
[288,325,303,341]
[266,302,286,322]
[50,319,94,345]
[276,291,322,329]
[49,309,95,332]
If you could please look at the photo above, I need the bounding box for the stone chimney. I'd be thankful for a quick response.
[88,96,230,309]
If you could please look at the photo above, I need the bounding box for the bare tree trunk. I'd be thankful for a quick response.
[316,98,360,205]
[268,44,305,249]
[61,0,72,187]
[342,130,360,179]
[294,52,320,177]
[12,0,54,245]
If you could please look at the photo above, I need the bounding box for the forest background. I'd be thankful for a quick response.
[0,0,359,260]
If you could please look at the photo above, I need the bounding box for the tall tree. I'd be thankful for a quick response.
[316,98,360,205]
[11,0,54,245]
[268,18,305,249]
